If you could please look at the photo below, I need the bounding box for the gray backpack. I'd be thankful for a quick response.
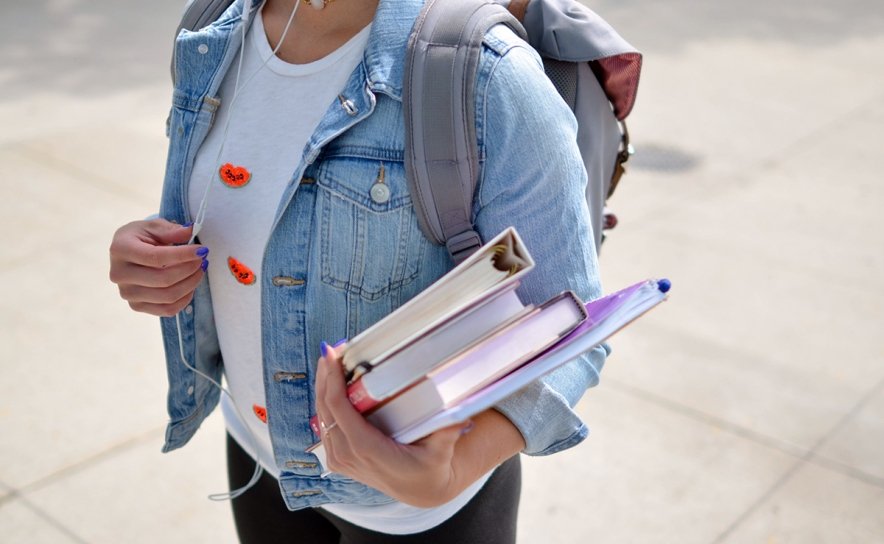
[174,0,641,263]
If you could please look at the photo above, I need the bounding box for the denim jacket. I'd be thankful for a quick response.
[158,0,608,510]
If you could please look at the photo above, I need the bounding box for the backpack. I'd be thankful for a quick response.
[173,0,641,263]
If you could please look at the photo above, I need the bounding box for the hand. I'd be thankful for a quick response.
[109,219,209,317]
[314,342,473,508]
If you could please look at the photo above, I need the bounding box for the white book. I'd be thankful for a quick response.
[391,279,669,444]
[346,287,531,412]
[339,228,534,380]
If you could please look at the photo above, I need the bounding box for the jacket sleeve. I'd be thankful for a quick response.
[473,29,609,456]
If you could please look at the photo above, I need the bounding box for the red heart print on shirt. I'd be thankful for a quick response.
[219,163,251,188]
[228,257,257,285]
[253,405,267,424]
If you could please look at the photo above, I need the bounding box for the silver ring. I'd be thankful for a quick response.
[320,420,337,438]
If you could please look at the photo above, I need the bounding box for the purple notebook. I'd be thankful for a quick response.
[391,278,671,444]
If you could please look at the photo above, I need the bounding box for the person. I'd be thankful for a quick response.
[108,0,607,541]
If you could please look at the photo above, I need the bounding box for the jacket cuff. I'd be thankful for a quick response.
[493,378,589,456]
[493,344,608,455]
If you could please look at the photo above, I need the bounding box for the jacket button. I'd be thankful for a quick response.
[274,372,307,382]
[285,461,318,469]
[292,490,323,498]
[338,94,358,117]
[370,183,391,204]
[198,44,208,54]
[272,276,306,286]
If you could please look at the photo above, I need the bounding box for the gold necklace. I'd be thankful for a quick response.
[301,0,337,9]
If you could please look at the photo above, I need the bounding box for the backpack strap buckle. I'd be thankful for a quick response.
[446,230,483,265]
[608,120,633,199]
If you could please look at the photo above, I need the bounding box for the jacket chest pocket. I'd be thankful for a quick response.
[317,157,426,301]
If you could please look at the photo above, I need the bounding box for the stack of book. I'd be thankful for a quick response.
[308,228,669,468]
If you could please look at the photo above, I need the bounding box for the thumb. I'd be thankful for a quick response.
[144,219,196,245]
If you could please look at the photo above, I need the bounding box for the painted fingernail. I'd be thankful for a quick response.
[182,222,194,228]
[196,247,209,257]
[333,338,347,348]
[460,421,475,436]
[201,259,209,271]
[320,341,329,358]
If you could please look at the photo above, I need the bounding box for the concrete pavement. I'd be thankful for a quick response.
[1,0,882,542]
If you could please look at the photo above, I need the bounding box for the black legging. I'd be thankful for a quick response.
[227,434,521,544]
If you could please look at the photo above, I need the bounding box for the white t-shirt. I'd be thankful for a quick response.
[188,9,491,534]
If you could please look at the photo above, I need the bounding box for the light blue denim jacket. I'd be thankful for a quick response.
[158,0,608,510]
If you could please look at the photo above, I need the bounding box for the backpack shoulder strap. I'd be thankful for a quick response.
[171,0,236,84]
[403,0,527,264]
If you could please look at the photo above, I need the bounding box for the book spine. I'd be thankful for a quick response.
[308,381,380,437]
[346,379,380,413]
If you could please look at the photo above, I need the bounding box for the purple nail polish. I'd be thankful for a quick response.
[196,247,209,257]
[201,259,209,272]
[320,341,329,358]
[333,338,348,348]
[460,421,475,436]
[182,222,194,228]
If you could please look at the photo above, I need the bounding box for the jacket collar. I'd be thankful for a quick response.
[219,0,422,101]
[362,0,425,101]
[176,0,423,107]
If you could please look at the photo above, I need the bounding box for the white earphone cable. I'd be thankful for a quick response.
[190,0,299,243]
[178,0,301,501]
[175,312,264,501]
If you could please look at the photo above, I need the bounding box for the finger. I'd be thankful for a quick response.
[120,241,207,269]
[118,264,205,305]
[321,346,384,441]
[320,344,395,475]
[140,218,198,245]
[314,344,355,474]
[314,346,330,430]
[111,259,203,289]
[317,344,350,436]
[111,223,207,269]
[314,345,344,445]
[128,289,195,317]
